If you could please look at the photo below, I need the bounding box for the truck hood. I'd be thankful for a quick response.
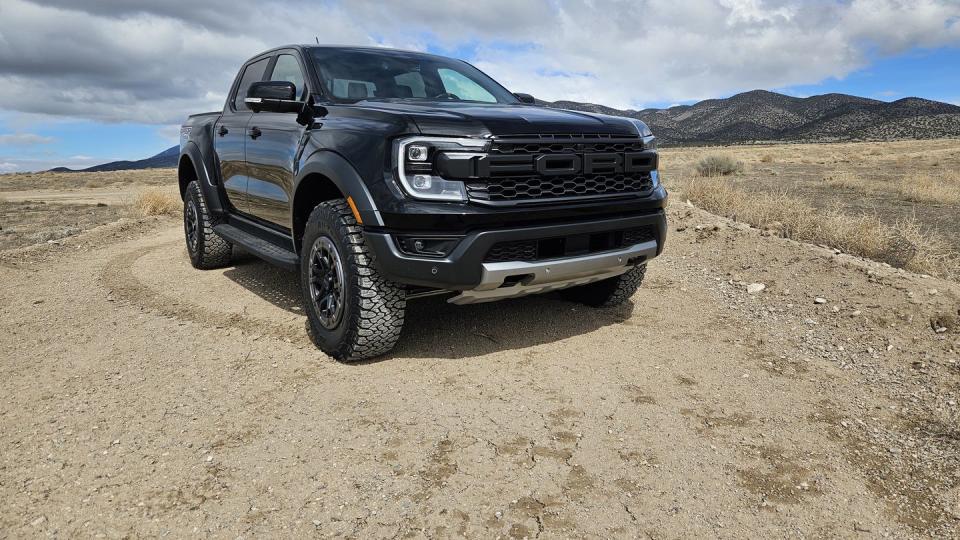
[350,100,639,137]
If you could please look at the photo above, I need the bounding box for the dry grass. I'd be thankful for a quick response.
[822,171,870,191]
[0,168,175,193]
[897,172,960,205]
[695,154,743,176]
[819,169,960,203]
[133,188,180,217]
[679,175,960,280]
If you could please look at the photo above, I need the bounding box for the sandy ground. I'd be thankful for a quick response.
[1,199,958,538]
[0,184,178,251]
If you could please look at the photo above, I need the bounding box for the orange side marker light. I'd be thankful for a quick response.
[346,196,363,225]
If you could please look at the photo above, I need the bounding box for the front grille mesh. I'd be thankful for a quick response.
[623,227,656,246]
[484,240,538,263]
[468,174,651,201]
[467,134,654,203]
[490,140,646,155]
[483,226,657,263]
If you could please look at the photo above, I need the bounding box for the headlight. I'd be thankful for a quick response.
[629,119,657,149]
[394,136,488,201]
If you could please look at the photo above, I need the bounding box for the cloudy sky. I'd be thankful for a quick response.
[1,0,959,171]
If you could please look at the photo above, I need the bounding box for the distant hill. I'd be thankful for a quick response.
[50,145,178,173]
[543,90,960,145]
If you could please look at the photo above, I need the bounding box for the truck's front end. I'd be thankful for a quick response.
[364,128,667,304]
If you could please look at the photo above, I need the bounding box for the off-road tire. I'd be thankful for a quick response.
[184,181,232,269]
[301,200,406,361]
[560,264,646,307]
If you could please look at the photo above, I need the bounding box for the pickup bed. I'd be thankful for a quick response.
[179,45,667,360]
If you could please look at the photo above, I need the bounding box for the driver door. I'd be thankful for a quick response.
[244,53,310,229]
[214,57,270,214]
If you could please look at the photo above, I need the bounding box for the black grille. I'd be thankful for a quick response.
[490,139,646,155]
[623,227,656,246]
[484,240,538,262]
[467,134,654,203]
[484,226,657,263]
[468,174,652,201]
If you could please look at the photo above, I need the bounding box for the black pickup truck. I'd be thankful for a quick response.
[178,45,667,360]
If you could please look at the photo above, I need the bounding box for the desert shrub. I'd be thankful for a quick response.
[695,154,743,176]
[897,172,960,205]
[133,188,180,217]
[759,154,774,163]
[679,176,960,280]
[822,171,868,191]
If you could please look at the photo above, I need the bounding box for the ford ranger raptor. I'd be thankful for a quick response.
[178,45,667,360]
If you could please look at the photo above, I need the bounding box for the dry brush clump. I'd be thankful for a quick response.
[822,170,871,192]
[679,175,960,280]
[897,171,960,205]
[133,189,180,217]
[695,154,743,176]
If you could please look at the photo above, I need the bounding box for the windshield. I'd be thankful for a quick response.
[309,48,518,104]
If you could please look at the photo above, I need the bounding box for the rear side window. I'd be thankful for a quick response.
[270,54,306,100]
[233,58,270,111]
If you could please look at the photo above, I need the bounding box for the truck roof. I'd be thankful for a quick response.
[242,44,457,65]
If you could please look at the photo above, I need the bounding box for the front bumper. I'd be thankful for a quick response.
[364,209,667,292]
[448,238,656,304]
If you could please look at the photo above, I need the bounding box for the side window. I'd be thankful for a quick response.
[233,58,270,111]
[331,79,376,99]
[270,54,306,100]
[437,68,496,102]
[394,72,426,98]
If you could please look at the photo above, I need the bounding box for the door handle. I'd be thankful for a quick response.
[217,126,228,136]
[249,127,262,139]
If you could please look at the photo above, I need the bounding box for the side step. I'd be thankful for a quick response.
[213,224,299,271]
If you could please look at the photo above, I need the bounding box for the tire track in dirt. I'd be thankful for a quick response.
[99,241,308,345]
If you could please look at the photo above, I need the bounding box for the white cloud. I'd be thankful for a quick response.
[156,124,183,143]
[0,132,54,145]
[0,161,18,172]
[0,0,957,119]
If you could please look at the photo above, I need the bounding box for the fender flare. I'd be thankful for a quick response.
[179,142,225,214]
[293,150,383,227]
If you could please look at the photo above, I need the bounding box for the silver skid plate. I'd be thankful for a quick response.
[448,239,657,305]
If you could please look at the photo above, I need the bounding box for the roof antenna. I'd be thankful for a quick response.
[315,36,319,44]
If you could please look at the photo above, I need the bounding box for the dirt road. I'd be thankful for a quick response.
[1,204,958,538]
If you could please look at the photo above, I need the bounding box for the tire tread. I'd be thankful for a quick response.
[185,181,231,269]
[303,200,405,361]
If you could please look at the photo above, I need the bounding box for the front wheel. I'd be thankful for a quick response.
[560,265,646,307]
[300,200,406,361]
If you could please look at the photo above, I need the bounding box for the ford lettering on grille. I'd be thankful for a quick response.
[476,151,657,177]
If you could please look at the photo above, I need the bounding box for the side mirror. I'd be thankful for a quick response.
[514,93,536,105]
[245,81,299,113]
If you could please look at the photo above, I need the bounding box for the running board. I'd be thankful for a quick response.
[213,224,299,271]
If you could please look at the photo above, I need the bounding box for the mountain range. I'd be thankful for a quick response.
[543,89,960,145]
[49,145,179,173]
[49,90,960,172]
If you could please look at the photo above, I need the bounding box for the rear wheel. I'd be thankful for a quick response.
[300,200,406,361]
[184,181,231,269]
[560,264,646,307]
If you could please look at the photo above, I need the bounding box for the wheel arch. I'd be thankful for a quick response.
[292,151,382,253]
[178,142,226,214]
[178,155,197,199]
